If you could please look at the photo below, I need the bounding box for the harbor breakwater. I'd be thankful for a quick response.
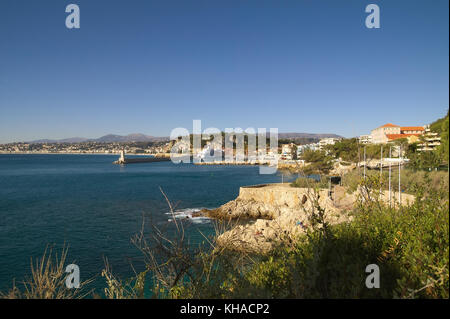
[113,156,171,164]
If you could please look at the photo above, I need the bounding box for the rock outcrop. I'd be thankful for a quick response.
[204,184,353,253]
[206,183,415,254]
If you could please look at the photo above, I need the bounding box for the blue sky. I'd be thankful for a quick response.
[0,0,448,143]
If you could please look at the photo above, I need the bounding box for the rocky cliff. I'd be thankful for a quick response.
[203,184,351,253]
[205,183,415,254]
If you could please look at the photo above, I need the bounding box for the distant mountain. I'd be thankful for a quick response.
[94,133,169,142]
[30,137,89,143]
[277,133,342,139]
[27,132,341,144]
[28,134,169,144]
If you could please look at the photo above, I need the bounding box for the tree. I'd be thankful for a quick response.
[324,138,359,163]
[291,144,298,160]
[301,149,334,175]
[409,150,441,170]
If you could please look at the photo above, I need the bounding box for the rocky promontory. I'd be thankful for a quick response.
[201,183,415,253]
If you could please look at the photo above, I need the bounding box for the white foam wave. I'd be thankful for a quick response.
[166,208,211,224]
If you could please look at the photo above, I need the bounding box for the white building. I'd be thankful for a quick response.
[280,143,294,160]
[370,123,425,144]
[358,135,373,144]
[370,123,401,144]
[281,143,294,154]
[318,138,340,149]
[417,125,441,152]
[297,143,319,156]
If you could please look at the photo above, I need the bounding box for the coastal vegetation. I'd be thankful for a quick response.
[409,111,449,170]
[0,245,93,299]
[299,149,334,175]
[127,172,448,299]
[339,169,449,195]
[291,175,329,189]
[235,182,448,298]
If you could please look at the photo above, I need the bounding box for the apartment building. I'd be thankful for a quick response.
[358,134,373,144]
[417,125,441,151]
[281,143,295,160]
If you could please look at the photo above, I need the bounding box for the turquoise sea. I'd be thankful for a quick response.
[0,154,294,292]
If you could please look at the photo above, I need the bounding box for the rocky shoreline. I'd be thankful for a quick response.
[195,183,352,253]
[199,183,415,254]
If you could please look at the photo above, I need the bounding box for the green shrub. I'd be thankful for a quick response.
[290,176,328,189]
[342,169,449,195]
[232,181,449,298]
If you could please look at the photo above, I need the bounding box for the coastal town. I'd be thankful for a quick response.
[0,140,172,155]
[1,118,447,180]
[0,122,442,160]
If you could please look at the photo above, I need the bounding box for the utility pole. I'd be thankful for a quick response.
[399,144,402,206]
[389,146,392,207]
[380,146,383,175]
[380,145,383,197]
[363,146,366,180]
[329,178,332,199]
[358,146,361,177]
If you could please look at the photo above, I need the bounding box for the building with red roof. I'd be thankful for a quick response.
[370,123,425,144]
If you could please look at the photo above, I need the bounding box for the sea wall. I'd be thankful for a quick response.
[238,184,312,208]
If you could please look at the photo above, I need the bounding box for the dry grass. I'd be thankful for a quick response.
[1,244,93,299]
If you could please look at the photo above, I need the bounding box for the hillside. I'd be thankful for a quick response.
[430,110,449,133]
[28,134,169,144]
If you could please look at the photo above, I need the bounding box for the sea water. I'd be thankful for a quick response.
[0,154,294,293]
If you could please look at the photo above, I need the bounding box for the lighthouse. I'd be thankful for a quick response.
[118,149,126,164]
